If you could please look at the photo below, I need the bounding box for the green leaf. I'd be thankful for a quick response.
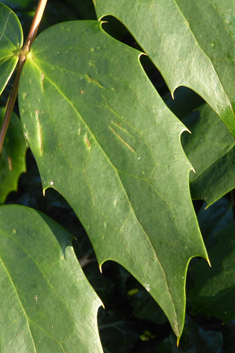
[0,108,27,203]
[182,103,235,205]
[0,204,103,352]
[158,314,223,353]
[222,320,235,353]
[18,21,208,338]
[189,221,235,322]
[93,0,235,137]
[127,279,167,325]
[197,198,233,251]
[0,0,33,9]
[0,3,22,95]
[98,309,141,353]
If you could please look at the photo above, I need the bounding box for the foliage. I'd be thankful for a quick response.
[0,0,235,352]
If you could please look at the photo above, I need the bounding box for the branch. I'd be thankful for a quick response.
[0,0,48,154]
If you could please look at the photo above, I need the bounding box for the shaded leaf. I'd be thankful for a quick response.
[19,21,208,337]
[127,278,167,325]
[222,319,235,353]
[182,103,235,205]
[0,0,34,9]
[66,0,97,20]
[0,204,103,352]
[0,3,22,95]
[164,88,235,205]
[189,221,235,322]
[94,0,235,136]
[158,314,223,353]
[0,108,27,203]
[98,308,141,353]
[197,198,233,251]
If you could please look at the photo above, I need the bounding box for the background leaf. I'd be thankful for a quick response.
[19,20,208,337]
[188,221,235,322]
[0,204,103,353]
[158,314,223,353]
[182,103,235,205]
[0,2,22,95]
[93,0,235,136]
[0,108,27,203]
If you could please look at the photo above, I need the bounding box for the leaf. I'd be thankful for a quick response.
[188,221,235,322]
[182,103,235,205]
[0,0,32,9]
[222,320,235,353]
[93,0,235,137]
[0,108,27,203]
[66,0,97,20]
[0,204,103,353]
[98,309,141,353]
[158,314,223,353]
[197,198,233,251]
[18,21,208,338]
[127,279,167,325]
[0,3,22,95]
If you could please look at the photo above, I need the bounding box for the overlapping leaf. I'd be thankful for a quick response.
[0,205,103,353]
[182,103,235,205]
[158,314,223,353]
[93,0,235,136]
[0,2,22,95]
[189,221,235,322]
[19,21,208,337]
[0,108,27,203]
[165,88,235,206]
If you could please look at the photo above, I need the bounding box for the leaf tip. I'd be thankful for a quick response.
[177,337,180,347]
[99,264,103,273]
[207,257,212,267]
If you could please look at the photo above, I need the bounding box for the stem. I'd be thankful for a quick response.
[0,0,48,154]
[21,0,48,56]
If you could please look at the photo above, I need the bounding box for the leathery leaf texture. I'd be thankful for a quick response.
[19,21,208,338]
[0,2,22,95]
[0,205,103,353]
[94,0,235,137]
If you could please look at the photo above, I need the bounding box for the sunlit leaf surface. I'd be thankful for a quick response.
[94,0,235,136]
[0,2,22,95]
[0,205,103,353]
[19,21,208,337]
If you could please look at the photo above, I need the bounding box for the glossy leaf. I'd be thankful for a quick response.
[0,108,27,203]
[19,21,208,338]
[94,0,235,137]
[189,221,235,322]
[0,205,103,353]
[0,2,22,95]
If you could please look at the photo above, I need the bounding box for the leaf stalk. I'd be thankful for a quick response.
[0,0,48,154]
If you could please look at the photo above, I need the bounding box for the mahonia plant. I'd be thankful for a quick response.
[0,0,235,351]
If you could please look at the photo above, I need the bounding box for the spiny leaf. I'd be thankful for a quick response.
[19,21,208,338]
[0,205,103,353]
[93,0,235,136]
